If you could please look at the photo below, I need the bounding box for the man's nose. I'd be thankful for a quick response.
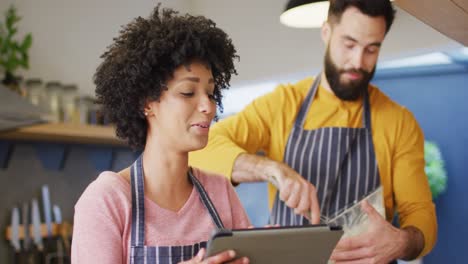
[351,49,365,70]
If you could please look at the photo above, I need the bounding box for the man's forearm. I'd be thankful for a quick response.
[231,153,270,184]
[400,226,425,260]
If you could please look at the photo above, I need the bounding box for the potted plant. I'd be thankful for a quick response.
[0,5,32,94]
[424,141,447,199]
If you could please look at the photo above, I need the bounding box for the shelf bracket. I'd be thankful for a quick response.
[0,140,14,169]
[33,143,69,171]
[87,146,114,171]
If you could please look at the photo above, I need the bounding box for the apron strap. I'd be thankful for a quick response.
[130,156,226,247]
[295,73,373,131]
[295,75,321,129]
[363,87,372,131]
[131,156,145,247]
[189,168,225,230]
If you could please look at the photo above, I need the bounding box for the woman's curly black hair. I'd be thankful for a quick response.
[94,4,238,150]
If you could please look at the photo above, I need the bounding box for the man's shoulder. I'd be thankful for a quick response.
[369,84,407,112]
[278,76,314,94]
[268,76,314,104]
[369,84,418,123]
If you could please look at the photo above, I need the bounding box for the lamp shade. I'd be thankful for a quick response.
[280,0,329,28]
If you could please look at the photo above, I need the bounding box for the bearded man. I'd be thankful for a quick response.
[190,0,437,262]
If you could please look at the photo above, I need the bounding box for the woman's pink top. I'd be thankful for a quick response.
[72,168,251,263]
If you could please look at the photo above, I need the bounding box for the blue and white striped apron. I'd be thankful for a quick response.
[129,156,225,264]
[270,75,381,225]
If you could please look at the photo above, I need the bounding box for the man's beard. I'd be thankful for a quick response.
[324,47,376,101]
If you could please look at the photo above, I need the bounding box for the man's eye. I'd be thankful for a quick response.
[180,92,194,97]
[366,47,378,54]
[343,40,354,46]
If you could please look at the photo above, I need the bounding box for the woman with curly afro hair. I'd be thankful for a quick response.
[72,4,250,264]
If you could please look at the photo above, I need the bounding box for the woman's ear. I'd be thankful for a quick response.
[143,101,155,117]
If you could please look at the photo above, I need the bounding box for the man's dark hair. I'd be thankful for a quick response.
[94,4,238,150]
[327,0,396,33]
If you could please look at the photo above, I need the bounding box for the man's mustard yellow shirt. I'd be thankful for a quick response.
[190,77,437,256]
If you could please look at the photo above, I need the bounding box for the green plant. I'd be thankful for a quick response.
[0,5,32,85]
[424,140,447,199]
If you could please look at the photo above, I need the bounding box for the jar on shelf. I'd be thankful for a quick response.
[45,81,63,123]
[61,84,78,123]
[74,96,95,124]
[25,78,42,104]
[88,98,106,125]
[25,78,46,108]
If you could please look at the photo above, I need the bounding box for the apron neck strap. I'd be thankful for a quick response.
[363,87,372,130]
[295,75,321,129]
[189,168,225,229]
[295,73,372,131]
[130,156,146,246]
[130,156,225,247]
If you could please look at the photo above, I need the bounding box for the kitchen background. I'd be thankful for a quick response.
[0,0,467,263]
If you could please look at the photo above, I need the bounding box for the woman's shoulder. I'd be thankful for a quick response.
[75,171,131,208]
[73,171,131,249]
[190,167,251,228]
[190,167,231,191]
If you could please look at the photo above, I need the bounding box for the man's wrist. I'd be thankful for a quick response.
[253,155,273,181]
[232,153,270,183]
[399,226,425,261]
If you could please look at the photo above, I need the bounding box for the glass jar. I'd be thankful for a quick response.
[61,84,78,123]
[88,98,105,125]
[25,78,46,108]
[45,81,63,123]
[74,96,95,124]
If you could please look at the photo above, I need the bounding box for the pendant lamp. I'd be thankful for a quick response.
[280,0,329,28]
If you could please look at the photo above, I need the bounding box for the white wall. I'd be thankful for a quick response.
[0,0,190,95]
[0,0,462,95]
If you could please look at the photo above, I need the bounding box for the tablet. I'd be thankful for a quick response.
[205,225,343,264]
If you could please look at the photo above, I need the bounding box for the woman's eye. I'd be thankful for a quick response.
[208,94,216,101]
[180,92,194,97]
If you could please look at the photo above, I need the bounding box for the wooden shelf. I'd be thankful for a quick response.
[0,123,126,146]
